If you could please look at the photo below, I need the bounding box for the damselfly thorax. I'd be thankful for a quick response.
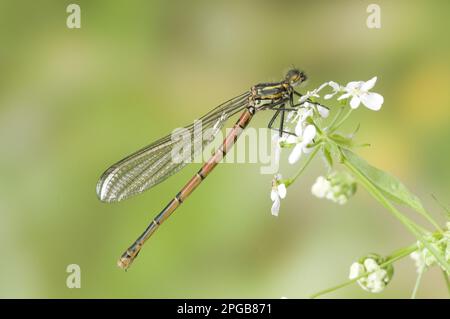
[251,69,307,110]
[97,68,316,270]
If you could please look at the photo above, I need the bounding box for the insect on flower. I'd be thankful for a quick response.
[97,69,331,269]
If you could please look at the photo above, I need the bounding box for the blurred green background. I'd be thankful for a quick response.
[0,0,449,298]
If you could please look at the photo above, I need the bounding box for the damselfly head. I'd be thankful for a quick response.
[285,69,307,86]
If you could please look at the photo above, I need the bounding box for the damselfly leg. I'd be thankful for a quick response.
[267,88,300,136]
[267,105,298,136]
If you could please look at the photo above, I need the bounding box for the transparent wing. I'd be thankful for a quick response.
[97,92,250,202]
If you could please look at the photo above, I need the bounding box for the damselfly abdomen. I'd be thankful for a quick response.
[97,69,310,269]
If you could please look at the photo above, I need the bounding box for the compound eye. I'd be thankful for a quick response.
[295,72,307,84]
[291,74,300,83]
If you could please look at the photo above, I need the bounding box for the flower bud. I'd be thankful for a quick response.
[411,225,450,274]
[311,171,356,205]
[349,254,394,293]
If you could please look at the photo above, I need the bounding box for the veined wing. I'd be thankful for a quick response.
[96,92,250,202]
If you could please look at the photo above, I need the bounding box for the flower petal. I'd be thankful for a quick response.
[277,184,287,199]
[286,111,295,122]
[317,82,330,92]
[302,125,317,143]
[288,144,303,164]
[364,258,379,272]
[311,176,329,198]
[270,189,278,201]
[317,105,329,118]
[360,92,384,111]
[273,146,281,167]
[301,108,313,122]
[345,81,363,90]
[337,93,351,101]
[328,81,340,91]
[349,262,364,279]
[286,135,298,144]
[361,76,377,91]
[299,95,308,103]
[271,197,280,216]
[294,119,303,136]
[350,96,361,109]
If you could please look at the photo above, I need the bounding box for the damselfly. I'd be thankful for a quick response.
[97,69,316,270]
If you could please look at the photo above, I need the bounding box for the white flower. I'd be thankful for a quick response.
[287,124,316,164]
[311,176,331,198]
[366,269,388,293]
[299,90,319,104]
[411,227,450,274]
[338,77,384,110]
[303,101,329,118]
[315,104,330,118]
[271,174,287,216]
[349,256,392,293]
[364,258,379,272]
[284,107,317,164]
[335,194,348,205]
[311,173,356,205]
[349,262,364,279]
[285,110,296,122]
[324,81,342,100]
[298,82,329,103]
[290,106,313,124]
[410,251,426,273]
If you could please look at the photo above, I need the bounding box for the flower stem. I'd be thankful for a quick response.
[309,277,357,299]
[285,146,320,187]
[326,107,345,131]
[411,267,424,299]
[342,157,450,273]
[310,243,417,298]
[330,108,352,132]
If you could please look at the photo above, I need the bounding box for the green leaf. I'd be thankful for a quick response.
[341,149,425,214]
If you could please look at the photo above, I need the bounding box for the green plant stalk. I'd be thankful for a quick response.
[411,267,424,299]
[310,243,417,298]
[330,108,352,132]
[285,146,321,187]
[343,158,450,273]
[326,107,345,131]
